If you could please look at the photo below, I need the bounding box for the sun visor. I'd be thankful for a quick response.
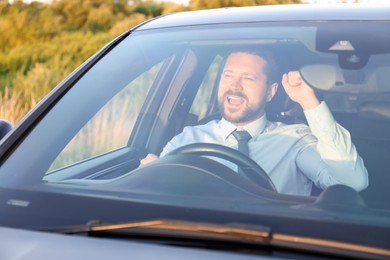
[300,65,390,93]
[300,64,343,91]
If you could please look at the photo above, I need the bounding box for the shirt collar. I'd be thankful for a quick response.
[219,114,268,140]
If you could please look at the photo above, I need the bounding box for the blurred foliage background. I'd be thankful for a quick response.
[0,0,301,125]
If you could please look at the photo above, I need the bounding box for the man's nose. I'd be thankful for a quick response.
[229,76,243,90]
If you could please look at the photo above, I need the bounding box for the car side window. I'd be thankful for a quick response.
[189,55,223,122]
[48,62,163,171]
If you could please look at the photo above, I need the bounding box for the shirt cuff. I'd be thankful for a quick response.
[303,101,336,134]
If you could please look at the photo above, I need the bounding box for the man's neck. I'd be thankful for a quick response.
[223,114,268,137]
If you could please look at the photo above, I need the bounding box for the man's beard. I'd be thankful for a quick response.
[218,91,265,124]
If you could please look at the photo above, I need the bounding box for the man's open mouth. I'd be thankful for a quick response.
[226,94,246,106]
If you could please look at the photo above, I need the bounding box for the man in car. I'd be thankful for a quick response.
[141,50,368,196]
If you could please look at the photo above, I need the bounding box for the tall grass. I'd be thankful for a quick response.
[0,87,36,125]
[0,31,112,125]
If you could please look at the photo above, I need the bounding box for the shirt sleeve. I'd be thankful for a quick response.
[301,101,368,191]
[159,124,209,157]
[160,132,185,157]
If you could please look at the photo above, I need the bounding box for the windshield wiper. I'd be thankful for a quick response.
[41,219,390,260]
[46,219,271,244]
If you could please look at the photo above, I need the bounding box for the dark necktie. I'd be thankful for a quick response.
[232,130,252,175]
[232,130,252,157]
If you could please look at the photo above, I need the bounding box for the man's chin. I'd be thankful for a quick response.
[222,112,246,124]
[219,103,262,124]
[221,108,263,125]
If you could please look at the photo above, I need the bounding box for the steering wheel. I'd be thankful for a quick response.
[166,143,277,192]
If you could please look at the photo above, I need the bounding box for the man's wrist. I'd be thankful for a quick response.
[300,99,320,111]
[304,101,336,133]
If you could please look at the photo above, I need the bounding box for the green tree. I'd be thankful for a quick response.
[189,0,302,10]
[161,2,188,15]
[132,1,162,16]
[85,5,115,32]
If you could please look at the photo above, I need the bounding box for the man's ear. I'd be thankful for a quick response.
[266,82,278,102]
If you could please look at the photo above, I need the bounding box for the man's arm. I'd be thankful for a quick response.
[281,71,368,191]
[140,126,191,166]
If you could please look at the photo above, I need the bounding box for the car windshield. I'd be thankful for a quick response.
[0,20,389,232]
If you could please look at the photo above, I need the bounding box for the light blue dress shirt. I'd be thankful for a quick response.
[160,102,368,196]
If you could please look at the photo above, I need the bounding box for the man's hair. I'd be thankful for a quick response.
[225,49,278,86]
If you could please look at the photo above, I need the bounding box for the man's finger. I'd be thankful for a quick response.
[288,71,302,86]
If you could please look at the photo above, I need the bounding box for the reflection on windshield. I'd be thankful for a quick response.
[0,22,389,214]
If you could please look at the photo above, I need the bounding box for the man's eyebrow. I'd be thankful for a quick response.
[242,72,258,79]
[221,70,234,75]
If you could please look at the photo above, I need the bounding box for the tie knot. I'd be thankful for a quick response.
[232,130,252,142]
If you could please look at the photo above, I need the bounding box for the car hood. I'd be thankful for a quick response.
[0,226,278,260]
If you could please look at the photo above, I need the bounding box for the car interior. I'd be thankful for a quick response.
[138,41,390,209]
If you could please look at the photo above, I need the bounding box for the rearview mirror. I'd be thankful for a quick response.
[0,120,13,140]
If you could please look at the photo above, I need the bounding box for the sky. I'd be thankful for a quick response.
[166,0,389,3]
[17,0,390,4]
[304,0,389,3]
